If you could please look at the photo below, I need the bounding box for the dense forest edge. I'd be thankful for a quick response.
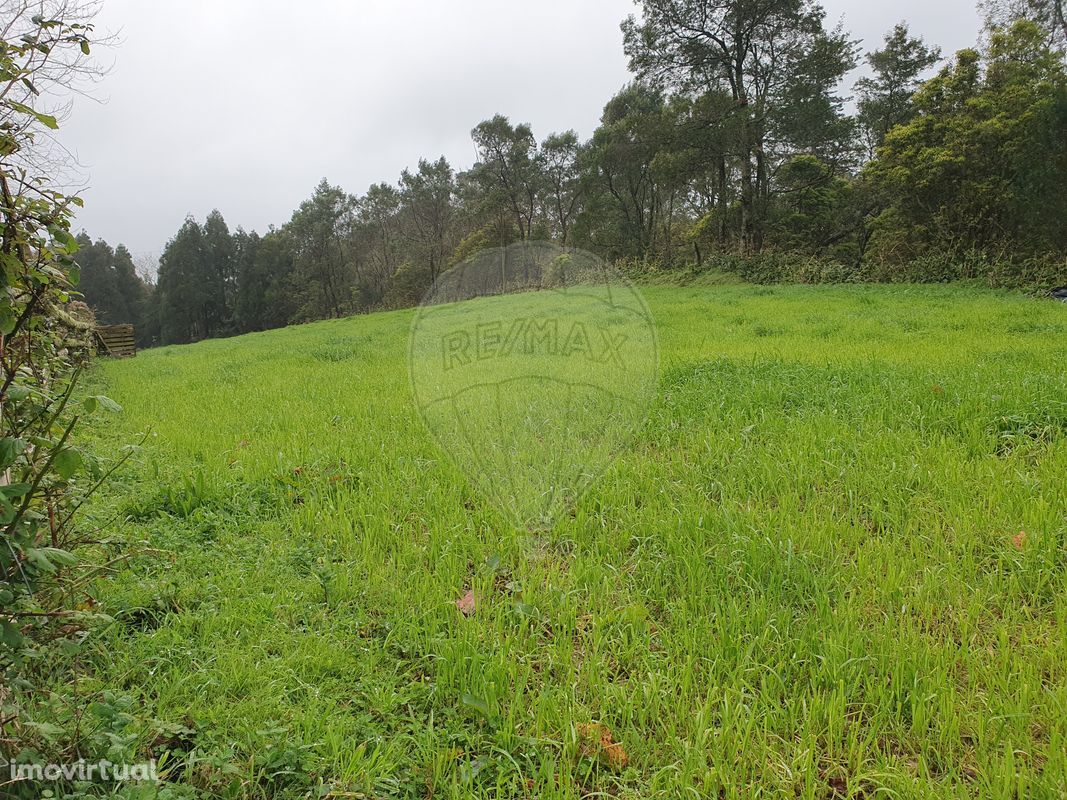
[79,2,1067,348]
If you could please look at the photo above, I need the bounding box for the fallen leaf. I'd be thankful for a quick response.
[1012,531,1027,550]
[456,589,478,616]
[577,722,628,770]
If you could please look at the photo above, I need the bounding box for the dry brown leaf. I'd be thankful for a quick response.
[456,589,478,616]
[577,722,629,770]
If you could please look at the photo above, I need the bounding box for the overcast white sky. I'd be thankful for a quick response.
[54,0,984,262]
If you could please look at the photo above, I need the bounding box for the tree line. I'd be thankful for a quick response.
[77,0,1067,346]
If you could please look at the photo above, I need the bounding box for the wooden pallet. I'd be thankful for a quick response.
[95,324,137,358]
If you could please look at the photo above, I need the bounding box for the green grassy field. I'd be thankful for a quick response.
[75,283,1066,799]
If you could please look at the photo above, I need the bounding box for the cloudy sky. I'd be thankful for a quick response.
[54,0,983,263]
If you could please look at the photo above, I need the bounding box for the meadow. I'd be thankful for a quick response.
[73,281,1066,799]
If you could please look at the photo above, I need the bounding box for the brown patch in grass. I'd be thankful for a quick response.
[576,723,629,771]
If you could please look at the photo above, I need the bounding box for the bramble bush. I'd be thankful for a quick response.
[0,7,141,796]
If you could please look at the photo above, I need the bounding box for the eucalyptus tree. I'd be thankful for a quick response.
[470,115,542,240]
[399,157,455,284]
[982,0,1067,48]
[666,89,741,255]
[232,229,261,331]
[623,0,856,250]
[74,234,147,327]
[234,228,296,332]
[538,131,583,246]
[286,179,357,320]
[357,182,402,306]
[580,83,667,259]
[770,23,859,169]
[74,234,118,319]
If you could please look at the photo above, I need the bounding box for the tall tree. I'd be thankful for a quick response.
[579,84,667,258]
[203,209,236,331]
[111,243,148,329]
[286,179,356,320]
[232,229,261,332]
[538,132,584,246]
[155,213,232,343]
[865,21,1067,259]
[400,157,456,284]
[771,23,859,167]
[76,236,145,325]
[234,228,296,332]
[982,0,1067,49]
[855,24,942,158]
[357,182,402,307]
[470,116,542,241]
[624,0,855,250]
[663,90,741,257]
[74,233,119,319]
[156,218,210,344]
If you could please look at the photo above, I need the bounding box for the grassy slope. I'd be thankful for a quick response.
[79,284,1066,799]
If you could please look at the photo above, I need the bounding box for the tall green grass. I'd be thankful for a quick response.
[75,283,1066,799]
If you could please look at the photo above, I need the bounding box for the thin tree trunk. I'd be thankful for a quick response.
[754,141,767,252]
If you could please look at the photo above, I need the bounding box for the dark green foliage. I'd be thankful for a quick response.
[855,24,942,157]
[767,156,861,261]
[577,83,668,260]
[623,0,858,251]
[399,157,456,284]
[864,22,1067,263]
[287,179,357,321]
[0,4,136,783]
[74,236,143,323]
[156,217,214,343]
[697,250,1065,289]
[204,209,236,324]
[73,234,153,345]
[468,116,541,241]
[139,6,1067,349]
[234,229,296,332]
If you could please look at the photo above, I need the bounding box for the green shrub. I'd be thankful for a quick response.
[701,250,1066,290]
[0,8,138,791]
